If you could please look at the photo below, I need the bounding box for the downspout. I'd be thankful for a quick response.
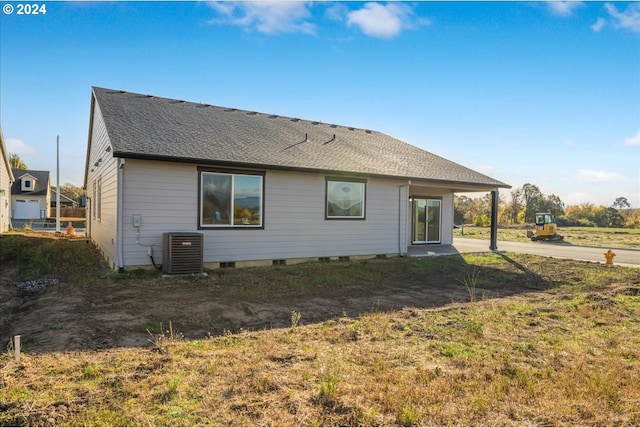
[398,180,410,256]
[116,158,125,271]
[86,196,91,239]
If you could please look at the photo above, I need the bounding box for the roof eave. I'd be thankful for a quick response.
[83,90,97,189]
[16,172,37,181]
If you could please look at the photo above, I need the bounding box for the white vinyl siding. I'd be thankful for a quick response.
[86,102,119,267]
[442,193,454,244]
[118,160,408,266]
[121,160,198,266]
[258,171,398,259]
[91,158,457,268]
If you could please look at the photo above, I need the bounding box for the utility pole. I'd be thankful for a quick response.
[56,135,60,233]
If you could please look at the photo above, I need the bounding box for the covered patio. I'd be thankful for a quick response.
[403,180,506,255]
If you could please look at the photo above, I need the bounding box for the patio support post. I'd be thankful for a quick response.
[490,190,499,251]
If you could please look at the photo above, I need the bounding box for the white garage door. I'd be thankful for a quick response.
[13,200,41,219]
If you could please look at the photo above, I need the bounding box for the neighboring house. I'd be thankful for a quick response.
[11,169,51,220]
[51,188,78,208]
[0,128,15,233]
[85,87,510,270]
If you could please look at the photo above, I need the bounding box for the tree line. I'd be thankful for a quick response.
[455,183,639,228]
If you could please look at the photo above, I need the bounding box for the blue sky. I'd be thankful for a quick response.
[1,1,638,207]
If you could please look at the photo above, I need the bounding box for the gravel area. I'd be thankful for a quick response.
[15,278,60,292]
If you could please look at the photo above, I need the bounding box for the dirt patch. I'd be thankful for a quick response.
[1,238,639,353]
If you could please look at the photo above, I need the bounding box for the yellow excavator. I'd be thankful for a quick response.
[526,212,563,241]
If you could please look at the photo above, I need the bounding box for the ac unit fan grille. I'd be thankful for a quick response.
[163,233,203,274]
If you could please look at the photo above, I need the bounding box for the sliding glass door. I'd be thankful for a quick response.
[412,198,441,244]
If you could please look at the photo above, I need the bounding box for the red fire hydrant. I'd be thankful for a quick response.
[604,249,616,265]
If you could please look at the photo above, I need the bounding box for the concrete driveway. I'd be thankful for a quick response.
[452,237,640,267]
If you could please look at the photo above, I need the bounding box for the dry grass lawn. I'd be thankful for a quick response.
[1,234,639,426]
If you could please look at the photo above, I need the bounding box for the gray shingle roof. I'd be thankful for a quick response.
[51,189,76,205]
[11,169,49,196]
[92,87,509,189]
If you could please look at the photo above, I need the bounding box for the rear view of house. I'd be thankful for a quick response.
[84,87,509,271]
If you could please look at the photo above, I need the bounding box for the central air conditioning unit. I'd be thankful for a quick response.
[162,232,203,274]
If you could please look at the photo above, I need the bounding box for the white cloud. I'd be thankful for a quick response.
[624,130,640,147]
[545,1,584,17]
[577,169,624,183]
[605,2,640,33]
[346,3,429,39]
[207,1,315,35]
[324,3,348,22]
[591,17,606,32]
[6,138,36,155]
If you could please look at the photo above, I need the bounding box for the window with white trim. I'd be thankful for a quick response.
[92,180,96,219]
[199,170,264,228]
[21,177,34,191]
[326,177,366,219]
[96,176,102,221]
